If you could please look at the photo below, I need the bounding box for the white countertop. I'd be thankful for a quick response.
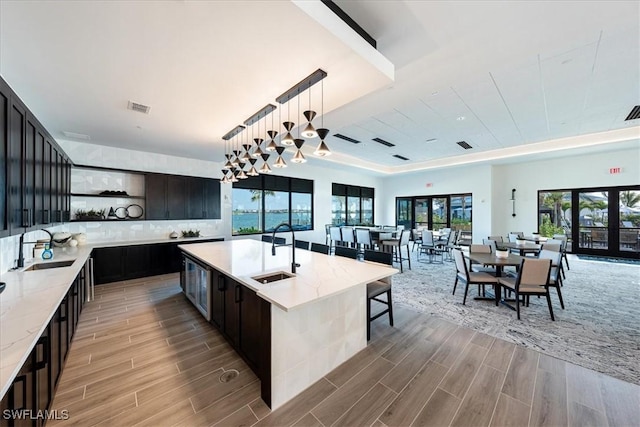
[179,239,399,311]
[0,234,224,399]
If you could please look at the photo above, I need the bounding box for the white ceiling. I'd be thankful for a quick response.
[1,1,638,176]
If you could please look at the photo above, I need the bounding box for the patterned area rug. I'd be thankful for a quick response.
[391,251,640,385]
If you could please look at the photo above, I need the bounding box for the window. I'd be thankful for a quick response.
[332,183,375,226]
[396,193,472,235]
[232,174,313,235]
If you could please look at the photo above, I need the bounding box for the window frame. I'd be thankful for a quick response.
[331,183,375,226]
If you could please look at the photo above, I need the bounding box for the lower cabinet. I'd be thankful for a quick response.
[180,256,271,405]
[1,267,86,426]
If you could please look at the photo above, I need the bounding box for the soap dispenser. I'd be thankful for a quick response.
[42,243,54,260]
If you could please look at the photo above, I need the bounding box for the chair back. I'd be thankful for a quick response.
[541,243,561,252]
[310,243,330,254]
[452,249,469,279]
[294,240,310,250]
[261,235,273,243]
[355,228,372,246]
[448,230,460,247]
[334,246,358,259]
[620,230,639,244]
[273,236,286,245]
[441,228,451,236]
[396,225,405,231]
[341,226,355,243]
[422,230,435,247]
[516,258,551,288]
[545,238,563,246]
[329,226,342,242]
[482,239,498,252]
[364,250,393,266]
[411,229,422,242]
[399,229,410,246]
[510,231,524,238]
[488,235,503,243]
[508,233,519,243]
[382,225,396,230]
[470,244,492,253]
[552,234,568,250]
[538,249,561,267]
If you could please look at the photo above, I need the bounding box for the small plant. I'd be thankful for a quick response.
[75,208,105,220]
[181,229,201,238]
[539,216,564,237]
[236,227,260,235]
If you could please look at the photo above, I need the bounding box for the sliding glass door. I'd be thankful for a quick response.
[396,194,473,235]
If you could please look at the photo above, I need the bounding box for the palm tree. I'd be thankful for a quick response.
[620,191,640,208]
[542,192,565,227]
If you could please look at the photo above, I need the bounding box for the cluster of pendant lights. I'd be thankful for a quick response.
[221,70,331,184]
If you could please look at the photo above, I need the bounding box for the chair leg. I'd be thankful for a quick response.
[555,285,565,309]
[387,289,394,327]
[545,291,555,321]
[463,281,470,305]
[453,277,459,295]
[367,297,371,341]
[406,246,411,270]
[516,291,521,320]
[563,253,570,270]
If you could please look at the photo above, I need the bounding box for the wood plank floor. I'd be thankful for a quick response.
[50,274,640,427]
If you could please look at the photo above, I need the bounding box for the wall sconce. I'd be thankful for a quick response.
[511,188,516,217]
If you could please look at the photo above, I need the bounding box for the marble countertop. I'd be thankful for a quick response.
[0,234,224,399]
[179,239,399,312]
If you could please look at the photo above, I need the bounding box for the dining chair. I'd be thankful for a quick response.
[537,249,565,308]
[363,250,394,340]
[355,228,373,252]
[482,238,498,252]
[452,249,499,305]
[510,231,524,238]
[310,243,330,255]
[469,244,495,275]
[411,229,423,252]
[488,235,504,243]
[341,226,356,249]
[329,226,342,251]
[324,224,331,246]
[294,239,310,250]
[261,235,273,243]
[418,230,443,263]
[381,229,411,272]
[508,233,520,243]
[498,258,554,321]
[552,233,570,271]
[334,246,358,259]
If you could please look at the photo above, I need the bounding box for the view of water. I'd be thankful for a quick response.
[232,212,311,231]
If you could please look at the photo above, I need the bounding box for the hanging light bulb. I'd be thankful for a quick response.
[229,167,239,183]
[241,144,252,161]
[274,146,287,168]
[247,158,259,176]
[259,153,272,174]
[292,139,307,163]
[252,117,264,158]
[266,130,278,151]
[220,169,228,184]
[301,87,317,138]
[281,121,295,146]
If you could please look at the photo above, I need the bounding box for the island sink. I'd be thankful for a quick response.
[23,260,75,271]
[251,271,295,284]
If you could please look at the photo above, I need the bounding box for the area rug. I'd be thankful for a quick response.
[392,252,640,385]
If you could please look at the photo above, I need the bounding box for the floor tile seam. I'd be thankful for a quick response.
[491,344,520,427]
[212,402,259,427]
[189,378,259,416]
[59,359,136,389]
[328,381,398,427]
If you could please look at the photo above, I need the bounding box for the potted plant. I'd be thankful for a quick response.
[74,208,106,220]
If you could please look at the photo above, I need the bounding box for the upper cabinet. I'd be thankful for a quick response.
[0,74,72,236]
[146,173,220,220]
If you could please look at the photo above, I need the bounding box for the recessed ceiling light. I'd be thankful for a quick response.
[62,131,91,140]
[456,116,465,121]
[426,138,438,143]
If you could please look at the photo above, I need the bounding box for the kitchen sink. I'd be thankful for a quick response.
[251,271,295,284]
[24,260,75,271]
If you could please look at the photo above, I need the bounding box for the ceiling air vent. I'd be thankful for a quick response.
[457,141,473,150]
[372,137,395,147]
[127,101,151,114]
[62,131,91,140]
[333,133,361,144]
[393,154,409,161]
[624,105,640,121]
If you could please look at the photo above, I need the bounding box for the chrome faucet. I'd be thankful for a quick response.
[17,229,54,268]
[271,222,300,274]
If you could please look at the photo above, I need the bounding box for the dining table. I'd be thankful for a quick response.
[500,241,541,256]
[464,251,525,308]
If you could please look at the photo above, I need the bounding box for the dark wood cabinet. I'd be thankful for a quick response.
[166,175,186,220]
[0,79,9,237]
[210,269,225,330]
[146,173,220,220]
[93,246,124,285]
[8,95,27,234]
[123,245,150,280]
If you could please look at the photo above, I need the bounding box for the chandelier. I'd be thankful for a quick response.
[220,69,330,184]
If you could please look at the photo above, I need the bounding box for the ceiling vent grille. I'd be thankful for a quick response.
[127,101,151,114]
[456,141,473,150]
[333,133,361,144]
[372,137,395,147]
[62,131,91,140]
[393,154,409,161]
[624,105,640,121]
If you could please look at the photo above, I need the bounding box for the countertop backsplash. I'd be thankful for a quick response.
[0,219,225,274]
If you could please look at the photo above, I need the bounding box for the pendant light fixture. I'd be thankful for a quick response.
[274,146,287,168]
[259,153,272,174]
[252,117,264,158]
[301,86,318,138]
[266,109,278,151]
[292,139,306,163]
[281,99,295,146]
[247,158,259,176]
[314,79,331,156]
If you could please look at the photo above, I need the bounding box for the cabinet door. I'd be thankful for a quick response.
[24,118,35,229]
[34,329,52,422]
[33,130,44,226]
[187,177,205,219]
[167,175,187,219]
[2,360,35,427]
[50,146,59,223]
[203,178,221,219]
[60,294,69,362]
[56,151,64,223]
[239,285,264,371]
[123,245,150,280]
[210,269,225,329]
[93,247,124,284]
[145,174,166,220]
[0,79,9,236]
[49,305,61,389]
[149,243,172,276]
[223,278,240,348]
[41,139,51,225]
[9,96,26,234]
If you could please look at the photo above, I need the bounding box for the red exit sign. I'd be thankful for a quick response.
[425,183,433,188]
[609,167,622,174]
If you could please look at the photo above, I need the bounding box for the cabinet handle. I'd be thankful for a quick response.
[12,374,28,411]
[59,299,67,322]
[43,209,50,224]
[217,275,225,291]
[35,336,48,370]
[234,284,242,303]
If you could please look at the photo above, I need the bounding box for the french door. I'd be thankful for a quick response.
[396,194,473,234]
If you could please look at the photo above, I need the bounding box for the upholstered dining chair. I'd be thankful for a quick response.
[355,228,373,252]
[294,239,310,250]
[537,249,565,309]
[341,226,356,249]
[411,229,423,252]
[452,249,500,305]
[381,229,411,272]
[498,258,554,321]
[363,249,394,340]
[488,235,504,243]
[552,234,570,271]
[329,226,342,251]
[334,246,358,259]
[418,230,444,263]
[469,244,495,275]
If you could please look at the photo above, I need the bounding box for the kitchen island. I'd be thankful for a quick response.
[179,239,398,409]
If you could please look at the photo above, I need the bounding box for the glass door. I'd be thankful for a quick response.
[618,189,640,256]
[414,198,429,229]
[431,197,448,231]
[577,190,609,252]
[195,267,210,320]
[396,198,413,230]
[184,258,197,303]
